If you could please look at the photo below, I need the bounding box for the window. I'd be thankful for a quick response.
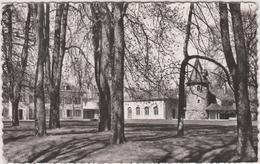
[145,106,149,115]
[67,110,72,117]
[74,110,81,117]
[136,107,140,115]
[65,97,72,104]
[154,106,158,115]
[74,97,81,104]
[128,107,132,119]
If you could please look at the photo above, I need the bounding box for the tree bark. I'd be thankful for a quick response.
[177,3,194,136]
[177,59,188,136]
[34,3,46,136]
[229,3,256,161]
[91,3,111,131]
[219,2,239,106]
[49,3,69,129]
[11,99,19,126]
[2,4,31,126]
[110,2,127,144]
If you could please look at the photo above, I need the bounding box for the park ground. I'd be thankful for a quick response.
[2,119,258,163]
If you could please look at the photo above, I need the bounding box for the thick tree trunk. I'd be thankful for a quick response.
[49,3,69,129]
[98,92,110,131]
[49,88,60,128]
[219,2,239,106]
[91,3,111,131]
[100,4,113,131]
[49,4,62,129]
[3,5,20,127]
[110,3,127,144]
[229,3,256,161]
[11,99,19,126]
[3,4,31,127]
[34,3,46,136]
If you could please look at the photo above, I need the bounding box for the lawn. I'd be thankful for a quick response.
[2,120,258,163]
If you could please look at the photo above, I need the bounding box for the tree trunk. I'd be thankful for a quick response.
[98,91,110,131]
[11,99,19,126]
[229,3,256,161]
[177,3,193,136]
[91,3,111,131]
[2,4,31,126]
[49,4,62,129]
[110,3,127,144]
[2,5,20,126]
[177,59,188,136]
[49,87,60,128]
[219,2,239,106]
[34,3,46,136]
[49,3,69,129]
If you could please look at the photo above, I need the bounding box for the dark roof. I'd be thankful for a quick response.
[205,103,235,111]
[125,88,179,100]
[187,59,209,86]
[124,97,177,102]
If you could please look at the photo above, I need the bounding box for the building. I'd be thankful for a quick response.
[82,98,99,119]
[185,59,258,120]
[3,83,100,121]
[185,59,210,120]
[124,98,178,120]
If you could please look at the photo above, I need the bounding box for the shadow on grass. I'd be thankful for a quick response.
[28,135,110,163]
[3,134,34,144]
[4,121,258,163]
[47,129,98,136]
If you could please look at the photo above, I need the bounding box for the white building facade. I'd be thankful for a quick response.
[124,98,178,120]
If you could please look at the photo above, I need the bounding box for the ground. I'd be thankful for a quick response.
[2,119,258,163]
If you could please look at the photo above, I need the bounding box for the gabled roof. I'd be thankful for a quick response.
[187,59,209,86]
[205,103,235,111]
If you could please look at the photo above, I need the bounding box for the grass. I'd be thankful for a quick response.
[2,120,258,163]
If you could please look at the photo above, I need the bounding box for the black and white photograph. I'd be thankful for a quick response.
[1,1,258,163]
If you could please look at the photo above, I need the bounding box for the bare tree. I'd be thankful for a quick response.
[34,3,46,136]
[48,3,69,129]
[110,2,127,144]
[2,4,32,126]
[176,3,193,136]
[177,3,231,136]
[90,3,112,131]
[229,3,256,161]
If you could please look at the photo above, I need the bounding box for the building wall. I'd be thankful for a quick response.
[165,99,178,119]
[185,85,208,120]
[124,100,166,120]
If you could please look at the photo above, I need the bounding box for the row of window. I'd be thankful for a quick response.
[67,109,82,117]
[127,106,159,116]
[62,97,81,104]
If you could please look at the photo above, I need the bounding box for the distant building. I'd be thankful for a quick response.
[185,59,258,120]
[185,59,210,120]
[3,83,100,121]
[124,98,178,120]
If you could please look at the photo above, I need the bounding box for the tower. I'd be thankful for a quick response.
[185,59,209,120]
